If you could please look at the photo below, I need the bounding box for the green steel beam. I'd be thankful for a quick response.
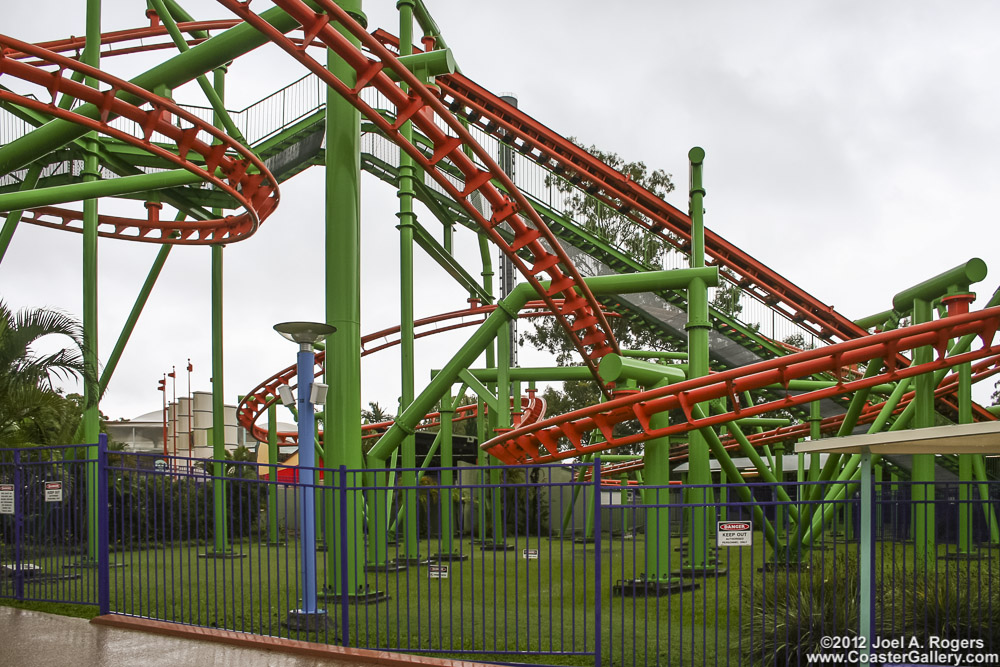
[854,309,895,331]
[457,369,499,412]
[370,268,717,462]
[0,163,42,263]
[98,234,174,396]
[0,168,205,212]
[891,258,987,313]
[620,349,687,361]
[147,0,248,145]
[411,219,491,302]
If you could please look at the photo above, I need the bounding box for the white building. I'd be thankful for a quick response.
[107,390,249,465]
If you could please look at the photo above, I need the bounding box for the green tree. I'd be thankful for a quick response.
[546,138,677,265]
[0,301,89,446]
[523,143,685,454]
[712,282,744,318]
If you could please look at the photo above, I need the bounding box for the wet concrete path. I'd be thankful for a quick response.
[0,607,487,667]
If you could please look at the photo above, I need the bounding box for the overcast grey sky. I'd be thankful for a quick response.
[3,1,999,423]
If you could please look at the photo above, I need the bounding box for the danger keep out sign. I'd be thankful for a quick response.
[44,481,63,502]
[717,521,752,547]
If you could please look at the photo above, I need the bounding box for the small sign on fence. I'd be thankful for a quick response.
[0,484,13,514]
[44,481,62,503]
[717,521,752,546]
[428,565,448,579]
[522,549,539,560]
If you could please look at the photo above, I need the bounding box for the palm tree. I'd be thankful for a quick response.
[0,300,87,445]
[361,401,391,424]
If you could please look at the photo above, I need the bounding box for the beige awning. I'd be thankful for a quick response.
[794,420,1000,455]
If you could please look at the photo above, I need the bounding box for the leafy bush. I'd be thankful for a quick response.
[743,554,1000,666]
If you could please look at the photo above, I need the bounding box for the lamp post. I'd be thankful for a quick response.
[275,321,334,631]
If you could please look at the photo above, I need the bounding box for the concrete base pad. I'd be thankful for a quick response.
[612,578,699,597]
[284,609,331,632]
[197,551,246,560]
[671,565,727,578]
[757,562,809,572]
[429,552,470,562]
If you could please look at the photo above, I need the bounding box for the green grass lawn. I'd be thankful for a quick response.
[3,532,998,666]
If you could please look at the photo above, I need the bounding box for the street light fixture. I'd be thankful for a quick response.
[274,321,335,631]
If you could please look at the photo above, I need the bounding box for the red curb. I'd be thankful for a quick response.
[90,615,491,667]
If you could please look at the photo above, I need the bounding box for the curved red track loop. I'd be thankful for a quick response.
[217,0,618,391]
[261,394,546,480]
[358,393,546,444]
[237,300,595,444]
[482,307,1000,464]
[0,35,278,244]
[11,21,242,62]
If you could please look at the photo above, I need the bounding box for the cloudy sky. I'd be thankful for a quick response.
[3,0,1000,424]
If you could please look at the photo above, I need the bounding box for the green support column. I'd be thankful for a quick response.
[434,386,459,558]
[643,406,677,582]
[807,401,822,481]
[620,475,630,536]
[208,64,230,556]
[82,0,102,564]
[487,302,513,549]
[395,0,422,565]
[684,147,715,573]
[325,0,368,591]
[268,403,281,545]
[774,441,784,531]
[476,396,489,543]
[911,298,935,559]
[210,244,229,553]
[957,362,975,554]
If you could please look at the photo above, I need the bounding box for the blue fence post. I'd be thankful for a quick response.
[97,434,110,615]
[12,448,23,601]
[339,465,350,647]
[593,457,602,667]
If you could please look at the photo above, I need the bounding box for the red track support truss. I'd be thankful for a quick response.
[482,308,1000,465]
[217,0,619,390]
[0,35,279,244]
[236,300,598,444]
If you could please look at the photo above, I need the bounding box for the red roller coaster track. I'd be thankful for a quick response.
[0,34,278,244]
[236,299,610,444]
[6,13,994,469]
[218,0,620,392]
[481,308,1000,465]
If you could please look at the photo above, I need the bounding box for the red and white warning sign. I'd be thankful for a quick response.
[44,481,63,503]
[717,521,752,547]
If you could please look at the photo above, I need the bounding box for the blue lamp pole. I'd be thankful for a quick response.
[275,321,335,630]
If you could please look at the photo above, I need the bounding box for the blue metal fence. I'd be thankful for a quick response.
[0,440,102,608]
[2,443,1000,666]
